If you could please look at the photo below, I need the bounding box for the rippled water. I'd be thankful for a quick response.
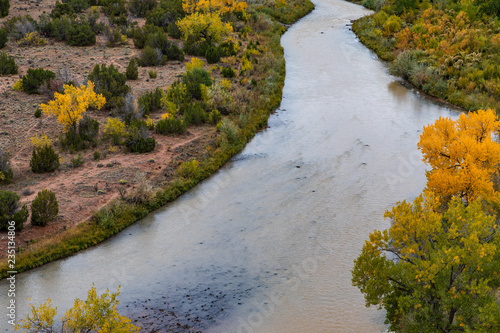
[0,0,461,332]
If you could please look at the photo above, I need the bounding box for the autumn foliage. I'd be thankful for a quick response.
[40,81,106,133]
[353,110,500,332]
[418,109,500,203]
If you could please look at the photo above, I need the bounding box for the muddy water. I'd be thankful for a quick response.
[1,0,461,332]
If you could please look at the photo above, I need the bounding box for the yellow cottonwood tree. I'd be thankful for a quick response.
[40,82,106,134]
[182,0,247,14]
[177,12,233,44]
[16,284,140,333]
[417,109,500,203]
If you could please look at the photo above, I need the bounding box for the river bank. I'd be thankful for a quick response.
[0,0,315,280]
[346,0,500,114]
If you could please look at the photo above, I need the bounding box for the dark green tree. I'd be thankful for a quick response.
[31,189,59,226]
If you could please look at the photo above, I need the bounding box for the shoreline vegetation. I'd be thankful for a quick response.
[0,0,314,279]
[347,0,500,114]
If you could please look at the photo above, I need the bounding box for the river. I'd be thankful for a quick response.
[1,0,461,332]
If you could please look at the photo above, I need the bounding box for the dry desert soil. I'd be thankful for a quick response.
[0,0,218,260]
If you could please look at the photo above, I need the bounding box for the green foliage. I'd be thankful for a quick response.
[208,108,221,125]
[102,0,127,17]
[176,159,199,178]
[63,0,90,12]
[0,28,7,48]
[393,0,417,15]
[93,150,100,160]
[51,0,75,18]
[0,51,18,75]
[31,189,59,227]
[0,191,28,232]
[182,67,212,100]
[131,24,162,49]
[88,64,130,108]
[128,0,157,17]
[205,46,220,64]
[352,193,500,332]
[218,39,238,57]
[217,118,239,143]
[165,81,190,106]
[125,58,139,80]
[34,108,42,118]
[67,23,96,46]
[148,69,158,78]
[167,21,181,38]
[221,66,235,78]
[145,0,185,30]
[183,102,207,125]
[138,45,166,66]
[126,126,156,153]
[155,117,187,134]
[21,68,56,94]
[0,0,9,17]
[30,145,60,173]
[139,88,164,115]
[0,149,13,185]
[60,115,99,152]
[383,14,402,34]
[361,0,384,11]
[140,31,184,64]
[103,25,128,47]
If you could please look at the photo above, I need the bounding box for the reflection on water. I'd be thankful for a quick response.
[0,0,461,332]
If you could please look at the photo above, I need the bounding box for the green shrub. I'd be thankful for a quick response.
[30,145,60,173]
[218,40,238,57]
[208,109,221,125]
[0,191,28,231]
[51,0,75,18]
[221,66,235,78]
[60,115,99,152]
[183,102,207,125]
[139,87,163,115]
[393,0,417,15]
[149,69,158,78]
[88,64,130,108]
[103,25,128,47]
[0,0,9,18]
[176,159,199,178]
[218,118,239,143]
[165,81,190,106]
[361,0,385,11]
[21,68,56,94]
[128,0,157,17]
[155,117,187,134]
[205,46,220,64]
[30,189,59,227]
[40,15,73,41]
[34,108,42,118]
[139,45,166,66]
[63,0,90,12]
[70,153,84,168]
[167,21,181,38]
[0,51,18,75]
[145,0,184,30]
[145,31,184,61]
[0,28,7,48]
[182,67,212,100]
[102,0,127,17]
[0,149,13,185]
[67,23,96,46]
[389,50,421,81]
[126,128,156,153]
[183,36,212,57]
[132,24,162,49]
[126,57,139,80]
